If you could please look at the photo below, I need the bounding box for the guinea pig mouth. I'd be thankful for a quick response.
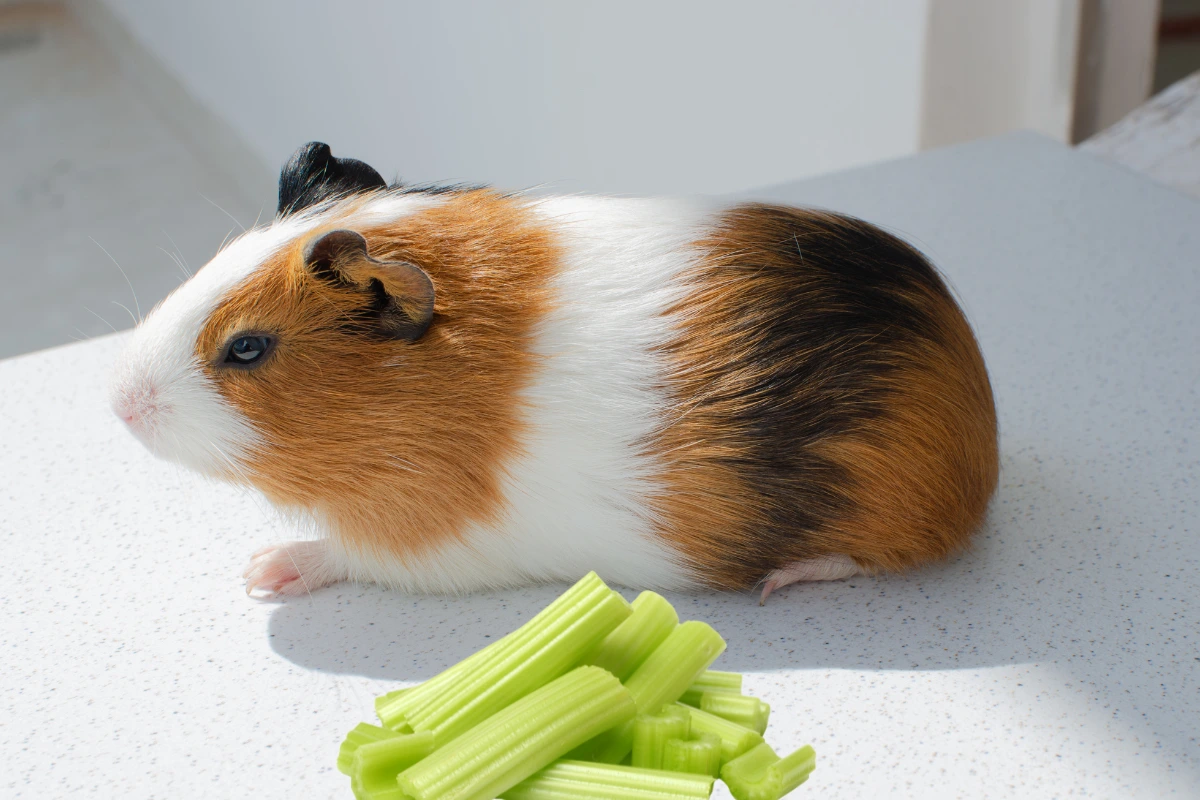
[109,367,261,478]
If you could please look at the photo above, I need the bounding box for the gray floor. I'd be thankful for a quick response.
[0,3,265,360]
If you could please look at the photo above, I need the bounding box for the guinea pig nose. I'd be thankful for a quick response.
[113,399,137,427]
[113,390,145,428]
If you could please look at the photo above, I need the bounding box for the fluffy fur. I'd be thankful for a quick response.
[652,204,999,590]
[113,145,999,596]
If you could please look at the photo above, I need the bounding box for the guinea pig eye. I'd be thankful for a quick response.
[222,334,274,368]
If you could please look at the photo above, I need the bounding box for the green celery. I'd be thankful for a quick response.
[396,666,636,800]
[339,723,408,775]
[501,761,714,800]
[379,573,606,729]
[585,621,726,763]
[410,580,629,742]
[349,732,435,800]
[380,573,632,743]
[679,671,743,707]
[374,688,413,725]
[631,706,691,770]
[720,742,816,800]
[674,704,763,765]
[378,573,602,729]
[699,693,770,735]
[501,784,696,800]
[581,591,679,680]
[662,734,721,778]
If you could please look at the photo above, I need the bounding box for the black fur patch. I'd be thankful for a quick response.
[691,206,955,582]
[277,142,387,217]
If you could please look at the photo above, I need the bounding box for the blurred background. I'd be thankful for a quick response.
[2,0,1196,359]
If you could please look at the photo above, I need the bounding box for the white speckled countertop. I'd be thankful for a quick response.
[2,133,1197,798]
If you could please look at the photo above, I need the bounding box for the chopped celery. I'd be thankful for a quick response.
[340,581,819,799]
[674,704,763,765]
[374,688,412,724]
[349,731,436,800]
[581,591,679,681]
[699,693,770,735]
[378,574,603,729]
[380,572,632,744]
[396,666,636,800]
[774,746,817,794]
[585,621,727,763]
[502,782,701,800]
[338,723,408,775]
[680,671,743,707]
[720,742,816,800]
[662,733,721,778]
[631,706,691,769]
[380,573,616,731]
[501,761,714,800]
[623,623,727,714]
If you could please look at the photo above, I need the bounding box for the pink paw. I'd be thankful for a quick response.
[759,554,863,605]
[243,540,340,598]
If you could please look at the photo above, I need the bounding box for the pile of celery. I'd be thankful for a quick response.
[337,572,816,800]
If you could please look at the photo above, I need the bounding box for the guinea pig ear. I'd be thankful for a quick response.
[278,142,387,218]
[304,230,435,341]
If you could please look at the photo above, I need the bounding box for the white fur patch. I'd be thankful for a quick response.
[325,196,720,592]
[110,193,442,476]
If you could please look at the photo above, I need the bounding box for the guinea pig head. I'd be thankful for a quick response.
[110,222,440,498]
[114,143,555,558]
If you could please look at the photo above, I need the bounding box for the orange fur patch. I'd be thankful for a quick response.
[649,204,999,589]
[196,191,557,563]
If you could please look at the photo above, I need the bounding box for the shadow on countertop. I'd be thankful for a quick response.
[264,443,1195,759]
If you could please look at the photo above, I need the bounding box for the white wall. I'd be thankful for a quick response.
[92,0,931,196]
[920,0,1084,149]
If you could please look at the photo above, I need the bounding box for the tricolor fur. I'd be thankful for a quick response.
[112,143,998,595]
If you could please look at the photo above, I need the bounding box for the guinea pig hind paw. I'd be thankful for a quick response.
[759,554,862,605]
[242,540,341,599]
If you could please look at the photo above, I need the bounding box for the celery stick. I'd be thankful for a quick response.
[585,621,727,763]
[401,576,625,728]
[675,704,763,765]
[539,761,714,794]
[379,573,603,728]
[720,742,816,800]
[624,622,726,713]
[501,761,714,800]
[580,591,679,681]
[502,780,703,800]
[699,693,770,735]
[396,666,636,800]
[662,734,721,778]
[632,707,691,769]
[374,688,412,725]
[775,745,817,795]
[339,723,408,775]
[502,783,697,800]
[382,573,632,744]
[411,582,629,743]
[379,573,606,729]
[349,732,436,800]
[720,742,780,800]
[680,671,743,707]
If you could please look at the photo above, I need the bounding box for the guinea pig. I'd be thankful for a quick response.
[110,142,999,603]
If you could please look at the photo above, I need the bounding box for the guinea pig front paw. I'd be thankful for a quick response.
[243,539,343,599]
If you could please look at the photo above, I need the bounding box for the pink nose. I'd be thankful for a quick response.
[113,394,142,428]
[114,382,160,431]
